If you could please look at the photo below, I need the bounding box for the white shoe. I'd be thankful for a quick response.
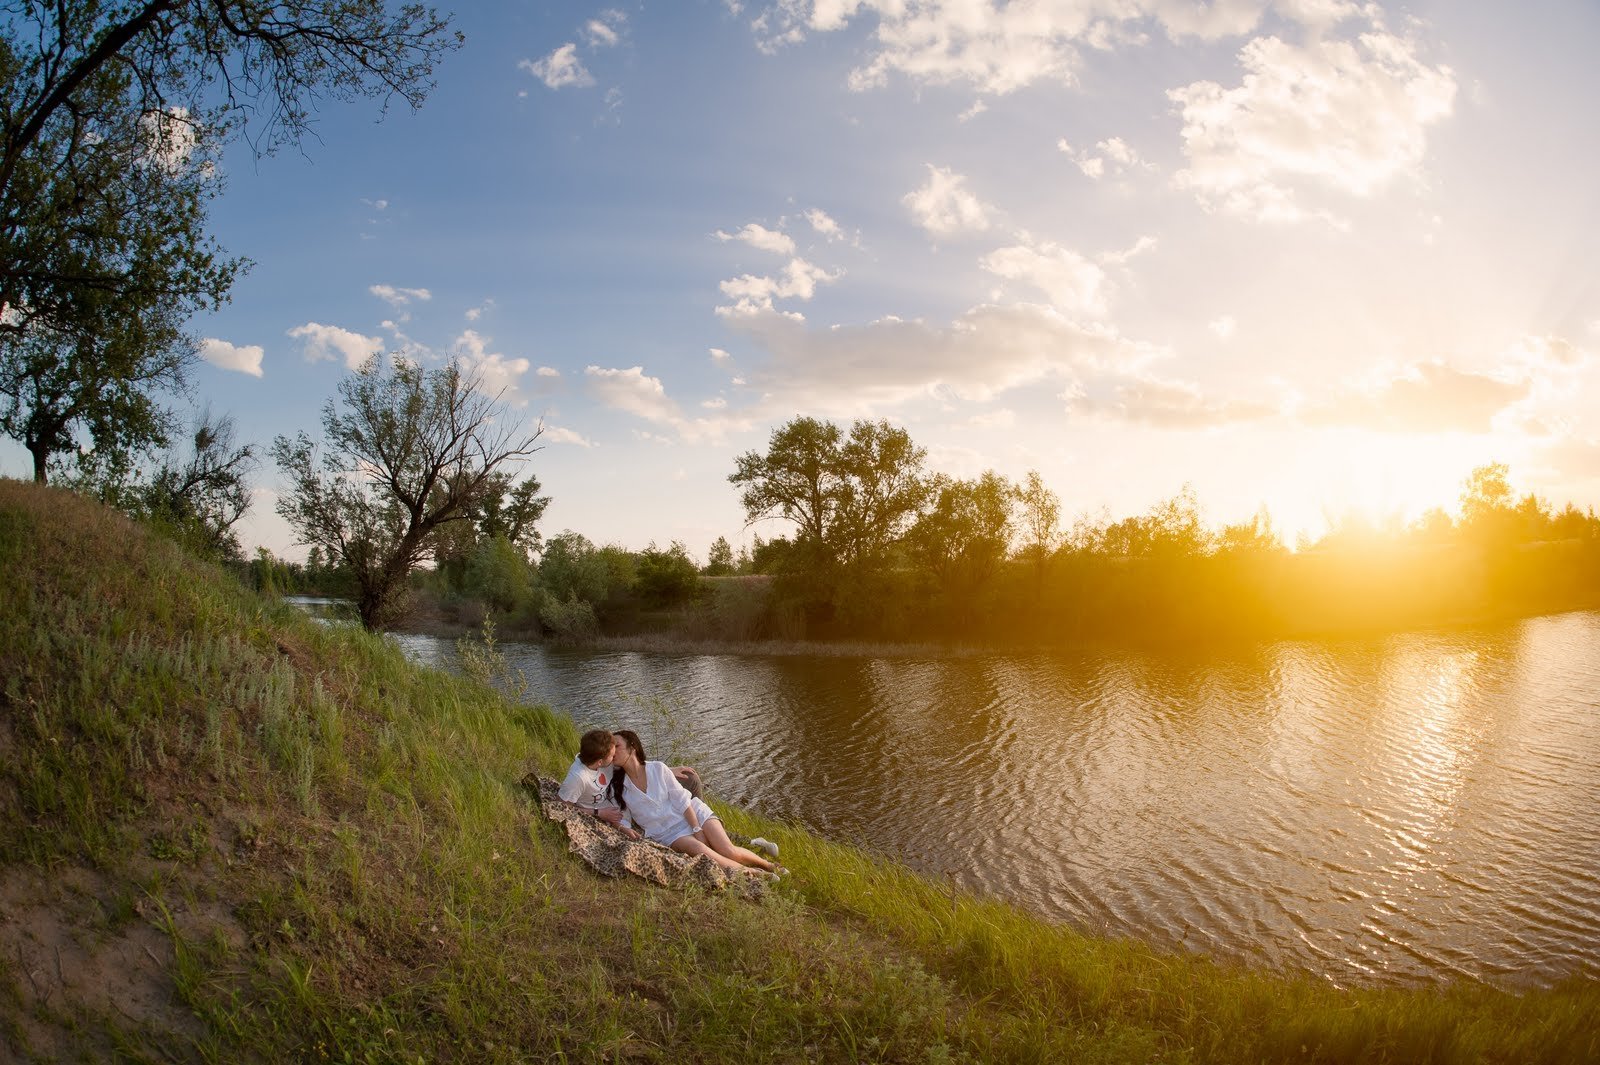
[750,837,779,859]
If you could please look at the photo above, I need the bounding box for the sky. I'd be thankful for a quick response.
[8,0,1600,561]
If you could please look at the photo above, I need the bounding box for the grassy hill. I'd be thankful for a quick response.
[1,478,1596,1063]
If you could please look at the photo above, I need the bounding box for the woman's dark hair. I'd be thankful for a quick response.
[608,729,646,810]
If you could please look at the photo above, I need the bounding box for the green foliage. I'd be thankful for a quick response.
[462,534,534,613]
[730,416,928,629]
[635,540,700,608]
[537,592,600,642]
[1,1,458,486]
[704,534,735,576]
[906,470,1016,595]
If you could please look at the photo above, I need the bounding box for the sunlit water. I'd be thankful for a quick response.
[389,613,1600,988]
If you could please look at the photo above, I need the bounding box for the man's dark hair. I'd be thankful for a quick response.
[579,729,614,767]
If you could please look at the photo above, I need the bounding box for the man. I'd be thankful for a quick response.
[558,729,639,839]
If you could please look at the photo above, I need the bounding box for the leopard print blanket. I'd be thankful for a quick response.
[523,774,766,900]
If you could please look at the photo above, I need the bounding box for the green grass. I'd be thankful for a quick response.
[1,477,1596,1063]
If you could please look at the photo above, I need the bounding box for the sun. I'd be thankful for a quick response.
[1265,429,1521,548]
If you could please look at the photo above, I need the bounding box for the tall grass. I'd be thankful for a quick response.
[1,478,1596,1063]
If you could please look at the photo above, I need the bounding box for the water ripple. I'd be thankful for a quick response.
[395,611,1600,988]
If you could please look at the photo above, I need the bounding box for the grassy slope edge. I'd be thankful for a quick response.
[0,479,1595,1064]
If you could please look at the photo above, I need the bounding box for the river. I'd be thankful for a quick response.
[388,611,1600,989]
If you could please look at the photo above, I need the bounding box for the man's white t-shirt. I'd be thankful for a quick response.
[557,756,631,826]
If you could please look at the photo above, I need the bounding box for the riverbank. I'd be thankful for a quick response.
[4,478,1596,1062]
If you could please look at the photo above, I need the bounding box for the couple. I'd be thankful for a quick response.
[558,728,781,877]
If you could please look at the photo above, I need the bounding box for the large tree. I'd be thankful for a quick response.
[0,174,237,481]
[1,0,460,321]
[272,355,542,631]
[729,417,927,625]
[730,416,928,571]
[1,1,458,481]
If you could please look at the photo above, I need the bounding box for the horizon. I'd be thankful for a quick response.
[4,1,1599,562]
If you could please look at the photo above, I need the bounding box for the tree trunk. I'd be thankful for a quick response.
[29,443,48,484]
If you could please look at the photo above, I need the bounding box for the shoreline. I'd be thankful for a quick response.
[383,599,1600,659]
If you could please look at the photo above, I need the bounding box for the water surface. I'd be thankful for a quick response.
[392,613,1600,988]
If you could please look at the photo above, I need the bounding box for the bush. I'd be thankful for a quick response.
[636,541,699,608]
[538,592,598,642]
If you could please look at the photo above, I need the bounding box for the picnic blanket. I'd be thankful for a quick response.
[523,774,766,899]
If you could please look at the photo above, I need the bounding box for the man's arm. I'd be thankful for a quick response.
[672,766,703,798]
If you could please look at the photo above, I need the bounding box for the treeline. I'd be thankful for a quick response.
[244,415,1600,647]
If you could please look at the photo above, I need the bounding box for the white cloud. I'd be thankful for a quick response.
[454,330,532,406]
[584,10,626,48]
[709,347,732,361]
[723,302,1161,412]
[967,407,1017,429]
[141,106,201,174]
[904,165,993,237]
[1067,374,1277,428]
[1209,315,1238,340]
[1300,361,1527,433]
[369,284,432,309]
[715,222,796,256]
[287,323,383,370]
[586,365,681,424]
[702,396,728,409]
[744,1,1357,96]
[717,257,840,317]
[1506,334,1590,372]
[544,426,595,447]
[805,208,845,240]
[536,366,562,377]
[1061,135,1150,181]
[1099,235,1158,265]
[199,338,264,377]
[1169,23,1456,222]
[981,241,1111,318]
[465,298,495,322]
[520,44,595,89]
[585,365,751,442]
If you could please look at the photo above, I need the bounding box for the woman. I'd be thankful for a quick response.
[608,730,778,875]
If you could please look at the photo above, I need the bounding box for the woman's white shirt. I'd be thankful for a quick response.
[623,760,713,846]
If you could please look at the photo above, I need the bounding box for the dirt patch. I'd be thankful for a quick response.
[0,862,246,1062]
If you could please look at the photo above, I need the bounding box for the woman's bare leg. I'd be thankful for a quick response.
[699,819,776,871]
[671,834,743,871]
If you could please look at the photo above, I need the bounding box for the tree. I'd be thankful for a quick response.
[704,535,735,576]
[463,534,534,613]
[432,470,549,590]
[2,1,458,482]
[1,1,460,324]
[0,167,237,481]
[1216,506,1283,555]
[729,416,927,572]
[636,541,699,608]
[1015,468,1061,567]
[1459,463,1519,546]
[905,471,1015,595]
[141,410,257,559]
[271,354,542,631]
[730,416,927,627]
[1099,486,1212,558]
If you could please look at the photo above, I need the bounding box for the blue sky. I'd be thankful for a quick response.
[9,0,1600,560]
